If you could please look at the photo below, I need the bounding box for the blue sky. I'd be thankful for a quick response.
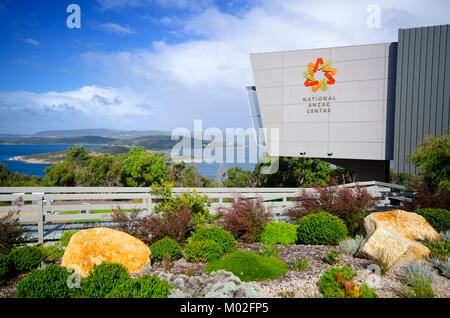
[0,0,449,134]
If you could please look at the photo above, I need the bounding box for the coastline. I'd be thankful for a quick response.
[8,155,58,165]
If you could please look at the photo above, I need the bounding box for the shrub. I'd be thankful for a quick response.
[0,253,13,280]
[440,230,450,242]
[150,237,182,262]
[58,230,78,248]
[220,196,272,243]
[286,179,378,236]
[428,256,450,278]
[206,250,288,282]
[184,240,222,263]
[106,274,173,298]
[0,211,26,254]
[261,246,281,257]
[297,212,348,245]
[396,261,436,298]
[289,257,309,272]
[111,207,143,237]
[338,235,364,256]
[260,221,297,245]
[37,245,64,260]
[151,182,213,228]
[324,251,341,265]
[406,133,450,192]
[140,206,195,244]
[415,208,450,232]
[423,240,450,258]
[404,181,450,210]
[189,226,236,255]
[317,266,378,298]
[14,263,80,298]
[396,260,436,285]
[81,262,131,298]
[9,246,45,272]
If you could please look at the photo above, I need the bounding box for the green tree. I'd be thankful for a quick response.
[407,132,450,191]
[225,166,257,187]
[87,154,124,186]
[121,148,168,187]
[0,164,42,186]
[43,145,90,186]
[254,157,334,187]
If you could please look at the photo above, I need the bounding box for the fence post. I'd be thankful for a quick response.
[146,193,152,214]
[37,196,44,244]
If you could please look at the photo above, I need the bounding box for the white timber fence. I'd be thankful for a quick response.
[0,181,408,243]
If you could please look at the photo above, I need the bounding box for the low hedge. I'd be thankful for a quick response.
[81,262,131,298]
[9,246,45,272]
[416,208,450,232]
[14,263,80,298]
[0,253,13,280]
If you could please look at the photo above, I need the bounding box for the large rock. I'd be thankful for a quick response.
[364,210,440,241]
[61,227,150,278]
[357,210,440,267]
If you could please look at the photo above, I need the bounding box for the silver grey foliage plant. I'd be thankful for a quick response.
[428,256,450,279]
[158,270,264,298]
[396,260,436,285]
[338,235,364,256]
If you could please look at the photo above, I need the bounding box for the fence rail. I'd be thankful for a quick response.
[0,181,409,243]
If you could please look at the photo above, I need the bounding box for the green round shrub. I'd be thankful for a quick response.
[317,266,378,298]
[260,221,298,245]
[14,263,80,298]
[206,250,288,282]
[184,240,222,263]
[416,208,450,232]
[189,226,236,255]
[81,262,131,298]
[9,246,45,272]
[0,253,13,280]
[297,212,348,245]
[150,237,182,262]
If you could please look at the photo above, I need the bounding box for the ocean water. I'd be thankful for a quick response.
[0,144,260,180]
[0,144,106,177]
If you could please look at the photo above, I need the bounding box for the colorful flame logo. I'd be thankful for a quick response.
[303,58,337,92]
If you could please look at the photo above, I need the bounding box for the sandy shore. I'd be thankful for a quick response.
[8,156,59,164]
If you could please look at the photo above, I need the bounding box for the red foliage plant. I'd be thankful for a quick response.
[219,196,272,243]
[402,180,450,211]
[139,206,195,244]
[286,178,379,236]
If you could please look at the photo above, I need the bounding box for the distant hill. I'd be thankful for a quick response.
[112,135,212,151]
[0,136,118,145]
[33,129,170,139]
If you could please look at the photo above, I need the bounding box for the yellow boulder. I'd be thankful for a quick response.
[365,210,440,241]
[61,227,151,278]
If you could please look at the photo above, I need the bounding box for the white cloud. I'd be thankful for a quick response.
[97,23,136,35]
[0,86,152,117]
[24,38,40,46]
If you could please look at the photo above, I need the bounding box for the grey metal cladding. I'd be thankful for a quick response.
[393,24,450,174]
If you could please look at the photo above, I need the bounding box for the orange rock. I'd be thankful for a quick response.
[61,227,151,278]
[365,210,440,241]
